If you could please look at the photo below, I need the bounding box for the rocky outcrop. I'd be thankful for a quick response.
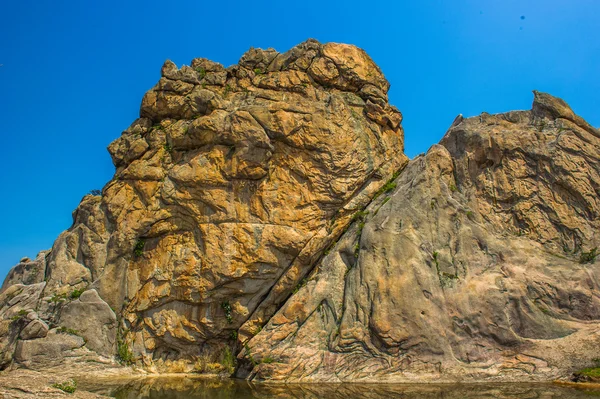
[0,251,48,292]
[0,39,406,372]
[240,91,600,382]
[1,40,598,383]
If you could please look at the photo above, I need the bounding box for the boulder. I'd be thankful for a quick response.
[59,289,116,357]
[14,330,86,369]
[19,319,49,340]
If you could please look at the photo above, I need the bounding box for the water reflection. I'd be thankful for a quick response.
[81,376,599,399]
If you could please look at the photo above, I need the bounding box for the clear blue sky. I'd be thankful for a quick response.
[0,0,598,280]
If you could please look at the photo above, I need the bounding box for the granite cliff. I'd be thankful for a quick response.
[1,40,598,384]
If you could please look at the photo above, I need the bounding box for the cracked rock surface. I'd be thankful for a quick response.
[1,40,598,383]
[0,39,407,373]
[240,91,600,382]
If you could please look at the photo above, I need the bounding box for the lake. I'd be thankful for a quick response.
[81,376,600,399]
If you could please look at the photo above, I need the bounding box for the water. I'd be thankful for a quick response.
[81,376,600,399]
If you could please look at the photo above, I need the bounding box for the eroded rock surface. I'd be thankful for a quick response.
[241,92,600,382]
[0,39,407,372]
[1,40,598,383]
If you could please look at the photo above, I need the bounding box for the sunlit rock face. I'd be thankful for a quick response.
[2,40,599,382]
[0,40,407,371]
[241,92,600,382]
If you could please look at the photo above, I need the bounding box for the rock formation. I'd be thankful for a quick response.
[0,39,406,373]
[0,40,598,383]
[241,91,600,382]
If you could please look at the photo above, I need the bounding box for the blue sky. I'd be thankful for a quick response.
[0,0,598,280]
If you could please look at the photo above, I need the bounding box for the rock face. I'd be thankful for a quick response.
[1,40,598,382]
[0,251,48,292]
[241,90,600,382]
[0,39,406,372]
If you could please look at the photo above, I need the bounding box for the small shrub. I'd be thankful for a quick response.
[354,242,361,258]
[133,239,145,258]
[253,68,263,75]
[57,326,80,336]
[221,346,236,374]
[262,356,274,364]
[580,247,598,264]
[48,293,68,304]
[466,210,474,219]
[292,278,307,294]
[432,251,440,269]
[52,380,77,394]
[223,84,232,96]
[380,181,397,194]
[11,309,28,322]
[163,142,173,152]
[117,338,134,365]
[244,342,257,365]
[229,330,238,341]
[89,189,102,196]
[352,210,369,222]
[449,184,457,192]
[70,289,84,300]
[195,66,206,79]
[221,301,233,323]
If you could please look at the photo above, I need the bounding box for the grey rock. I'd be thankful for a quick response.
[14,330,86,369]
[59,289,117,357]
[19,319,48,340]
[0,251,48,293]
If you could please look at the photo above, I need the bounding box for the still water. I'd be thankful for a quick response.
[81,376,600,399]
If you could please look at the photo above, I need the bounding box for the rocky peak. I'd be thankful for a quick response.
[1,40,407,372]
[1,43,598,385]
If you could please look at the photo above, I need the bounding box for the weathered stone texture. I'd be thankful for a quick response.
[0,39,407,372]
[240,92,600,382]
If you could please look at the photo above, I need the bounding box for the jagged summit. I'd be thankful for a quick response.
[0,41,407,373]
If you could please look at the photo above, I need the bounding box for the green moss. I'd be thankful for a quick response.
[133,239,145,258]
[579,367,600,378]
[70,289,84,300]
[449,184,457,192]
[163,142,173,152]
[352,210,369,222]
[48,293,68,304]
[57,326,80,336]
[221,301,233,323]
[195,66,206,78]
[292,278,307,294]
[354,242,361,258]
[580,247,598,264]
[262,356,274,364]
[117,337,134,365]
[253,68,263,75]
[52,380,77,394]
[10,309,28,322]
